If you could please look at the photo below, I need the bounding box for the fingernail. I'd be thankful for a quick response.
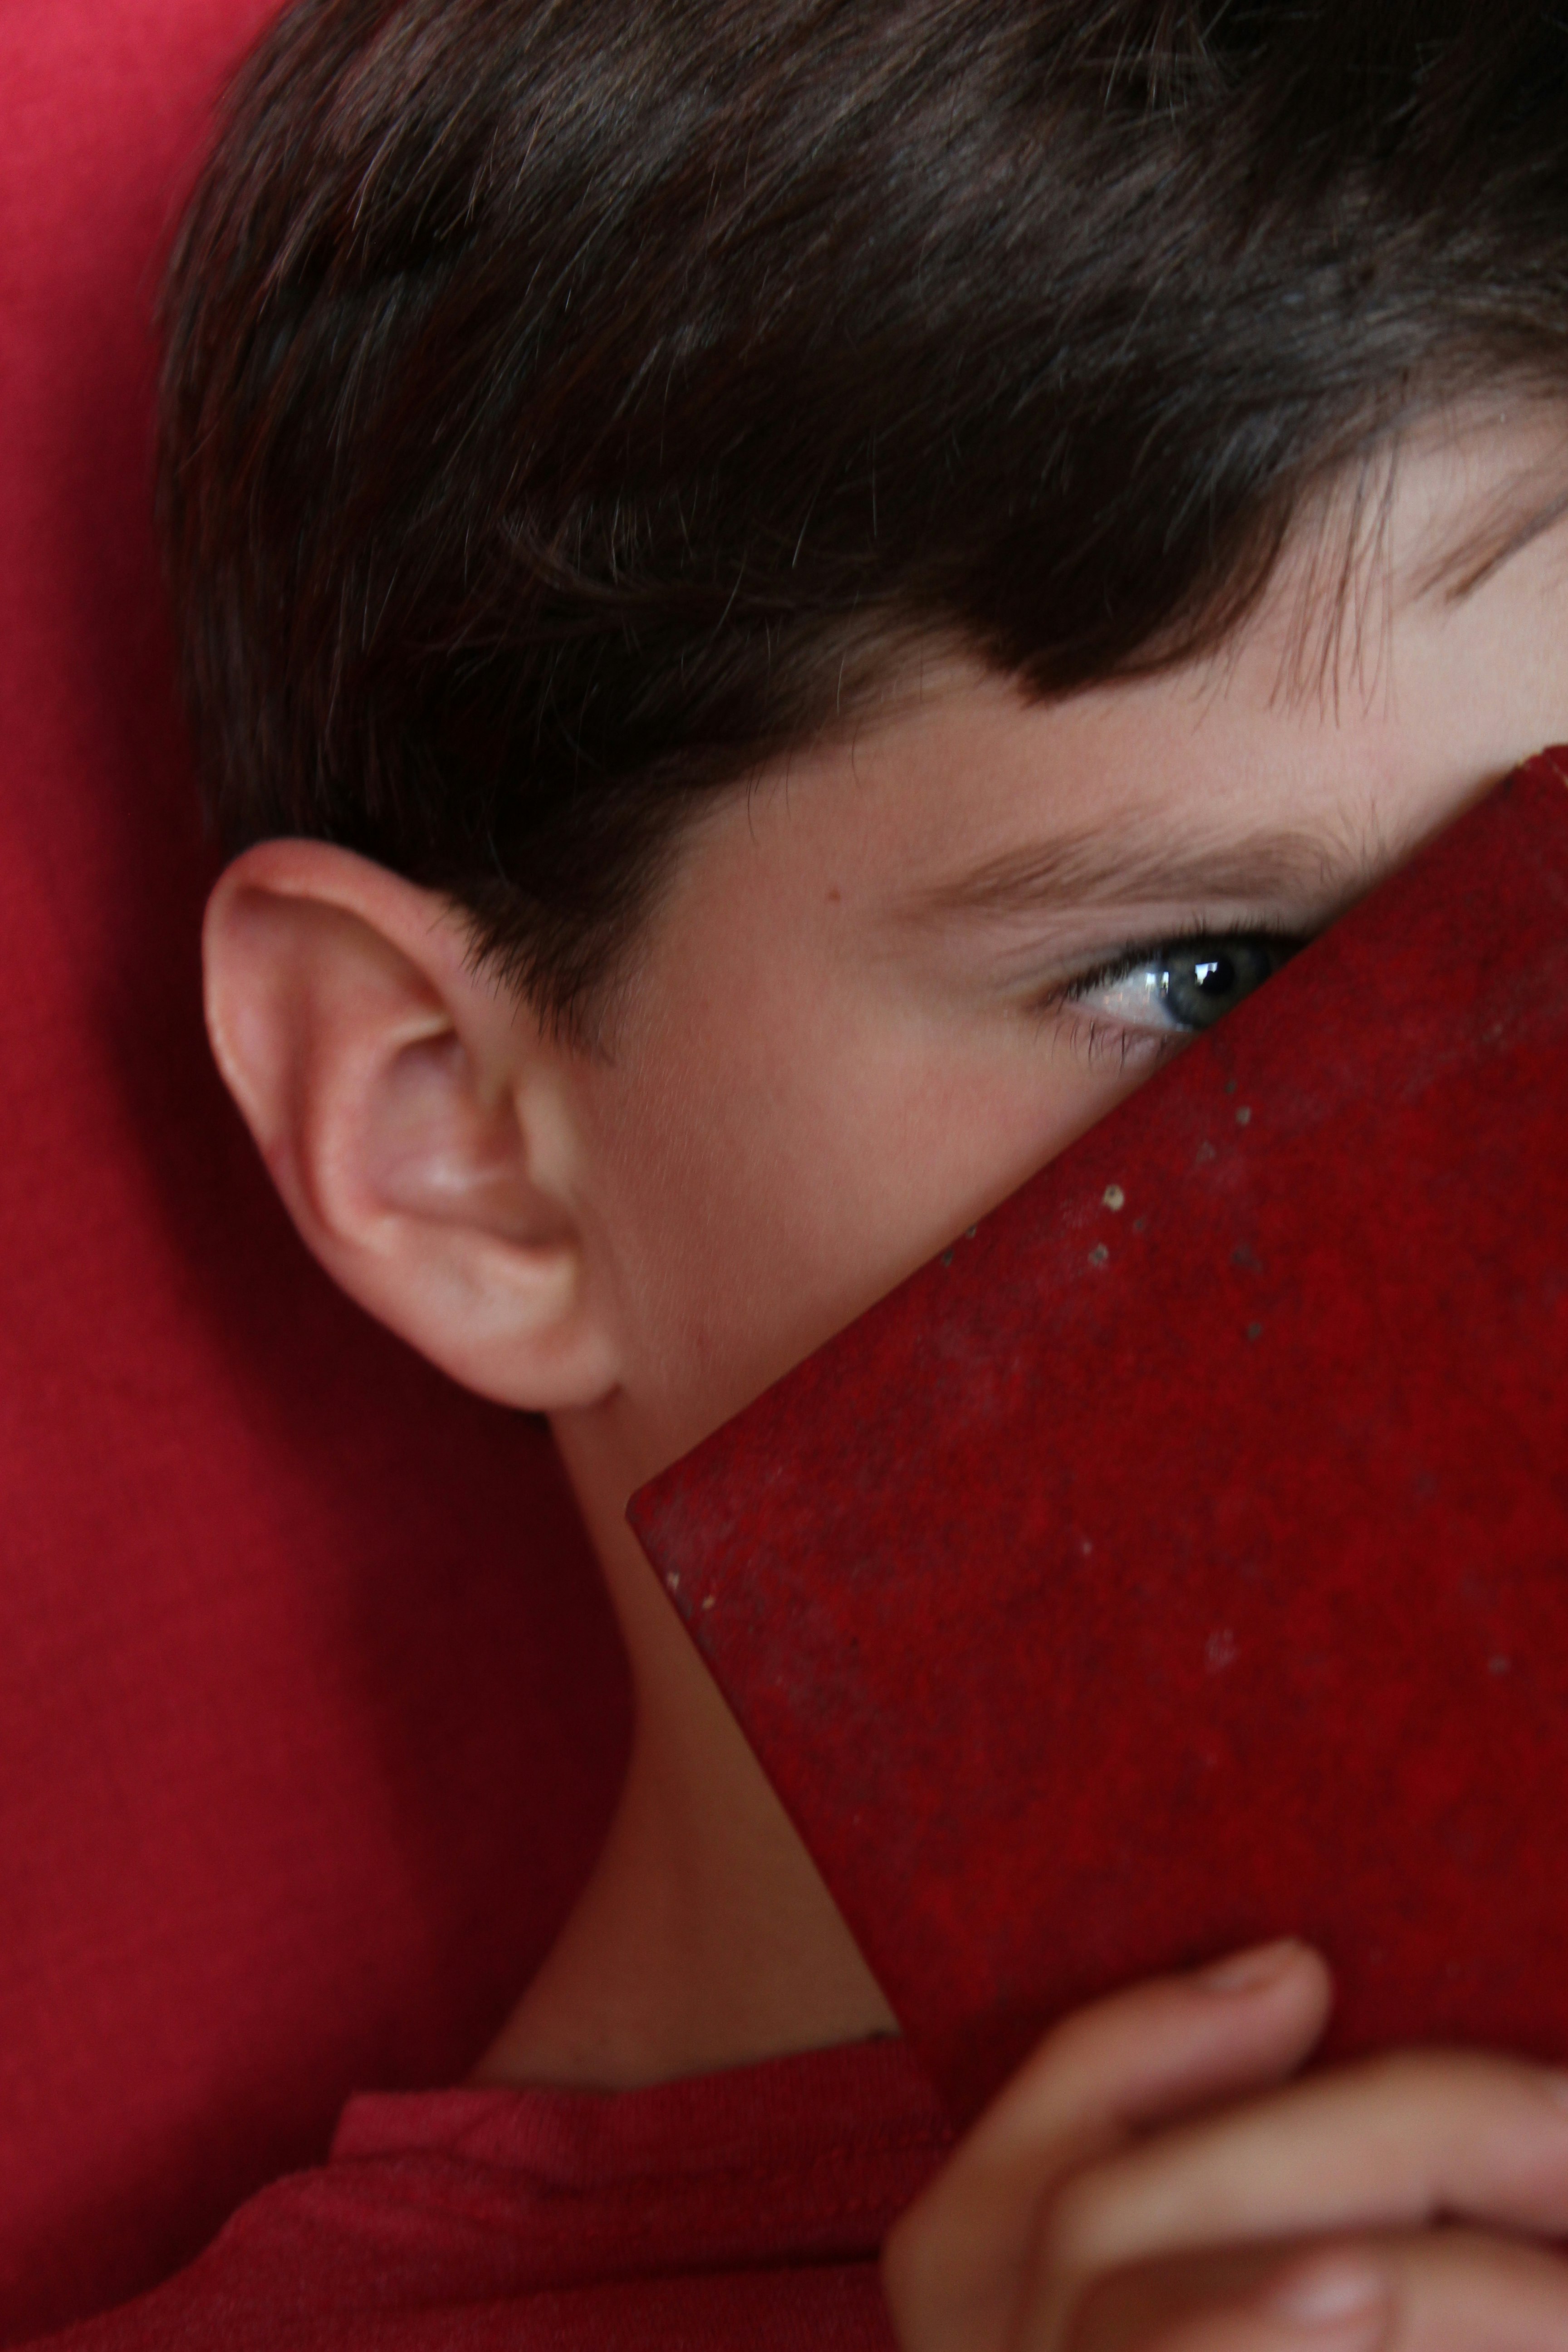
[1265,2258,1387,2332]
[1195,1938,1307,1994]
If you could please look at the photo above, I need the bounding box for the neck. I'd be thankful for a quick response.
[471,1414,897,2092]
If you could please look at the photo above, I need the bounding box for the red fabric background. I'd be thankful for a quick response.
[0,3,628,2338]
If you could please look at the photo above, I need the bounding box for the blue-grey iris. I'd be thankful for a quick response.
[1159,938,1288,1029]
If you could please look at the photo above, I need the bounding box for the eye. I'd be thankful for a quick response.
[1067,933,1299,1035]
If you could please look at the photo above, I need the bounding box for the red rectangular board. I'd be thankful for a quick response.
[630,754,1568,2124]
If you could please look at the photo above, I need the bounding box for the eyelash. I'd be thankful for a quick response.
[1049,1010,1176,1072]
[1029,924,1304,1060]
[1059,924,1298,1000]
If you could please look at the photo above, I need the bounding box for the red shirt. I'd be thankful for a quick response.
[41,2041,952,2349]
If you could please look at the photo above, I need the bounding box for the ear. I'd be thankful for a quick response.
[202,839,620,1411]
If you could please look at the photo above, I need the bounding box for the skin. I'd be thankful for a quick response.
[204,409,1568,2348]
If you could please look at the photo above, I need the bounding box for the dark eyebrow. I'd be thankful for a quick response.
[902,823,1376,923]
[1422,475,1568,604]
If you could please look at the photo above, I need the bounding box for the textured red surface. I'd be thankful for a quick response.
[632,757,1568,2125]
[0,3,624,2337]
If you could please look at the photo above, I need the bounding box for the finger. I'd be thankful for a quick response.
[966,1945,1333,2178]
[883,1941,1331,2352]
[1359,2226,1568,2352]
[1034,2048,1568,2303]
[1054,2230,1568,2352]
[1061,2244,1387,2352]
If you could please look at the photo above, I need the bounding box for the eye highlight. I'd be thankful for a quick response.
[1064,932,1301,1035]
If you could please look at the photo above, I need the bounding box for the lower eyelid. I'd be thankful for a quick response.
[1054,1004,1186,1071]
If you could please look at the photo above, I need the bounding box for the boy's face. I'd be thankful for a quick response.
[555,414,1568,1490]
[206,410,1568,1505]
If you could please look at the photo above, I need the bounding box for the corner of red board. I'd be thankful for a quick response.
[632,755,1568,2122]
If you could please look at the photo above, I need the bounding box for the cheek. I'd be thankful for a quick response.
[589,989,917,1433]
[585,970,1146,1454]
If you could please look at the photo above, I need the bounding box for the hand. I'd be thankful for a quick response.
[882,1940,1568,2352]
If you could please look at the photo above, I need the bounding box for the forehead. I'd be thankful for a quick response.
[773,412,1568,857]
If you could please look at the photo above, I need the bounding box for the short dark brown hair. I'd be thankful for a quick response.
[159,0,1568,1032]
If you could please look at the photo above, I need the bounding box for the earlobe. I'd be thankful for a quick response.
[201,841,620,1412]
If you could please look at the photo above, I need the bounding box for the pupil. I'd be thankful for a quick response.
[1194,955,1232,996]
